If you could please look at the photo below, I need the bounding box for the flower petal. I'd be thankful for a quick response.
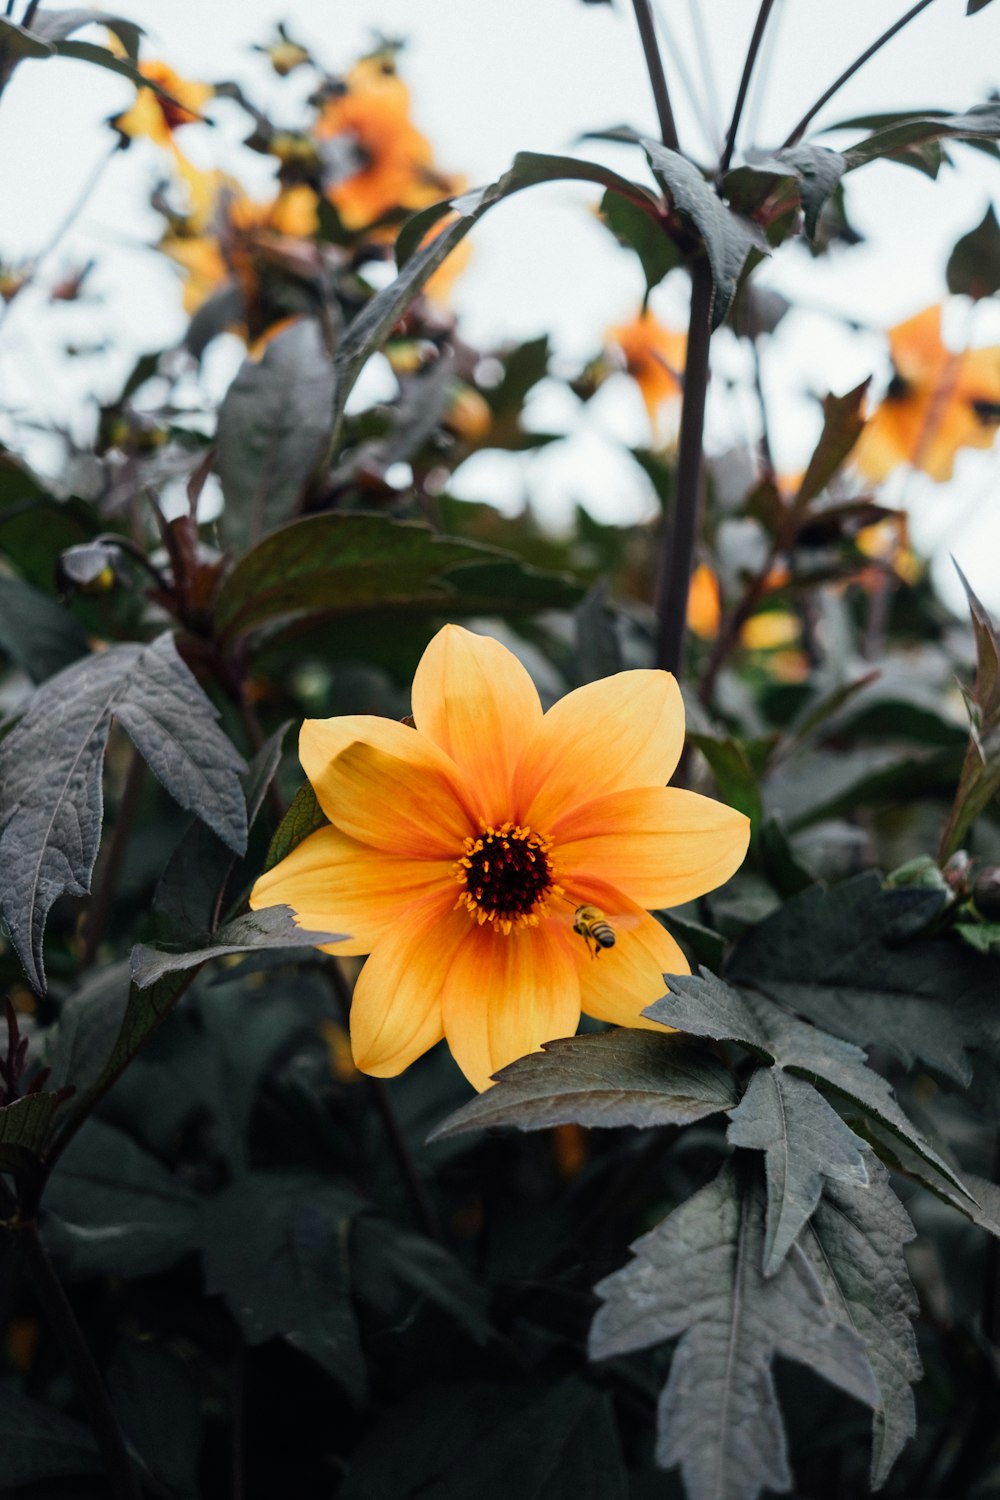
[562,879,688,1031]
[441,924,581,1091]
[554,786,750,908]
[514,671,685,829]
[350,891,468,1076]
[300,717,475,856]
[249,825,453,956]
[410,625,543,825]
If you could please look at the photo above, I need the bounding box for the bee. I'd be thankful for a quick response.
[572,903,616,958]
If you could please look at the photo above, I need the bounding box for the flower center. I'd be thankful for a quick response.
[454,822,561,935]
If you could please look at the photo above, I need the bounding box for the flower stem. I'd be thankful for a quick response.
[325,962,445,1244]
[719,0,776,172]
[630,0,679,151]
[781,0,940,148]
[2,1185,142,1500]
[655,256,714,675]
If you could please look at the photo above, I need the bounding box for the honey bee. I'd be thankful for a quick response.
[572,903,616,957]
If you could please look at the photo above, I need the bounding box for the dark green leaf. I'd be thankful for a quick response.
[43,961,131,1099]
[726,872,985,1083]
[339,1377,627,1500]
[968,0,995,12]
[429,1031,737,1139]
[216,317,336,551]
[648,969,967,1193]
[642,141,769,326]
[214,512,528,640]
[0,1091,64,1175]
[28,9,141,56]
[482,335,550,416]
[727,1067,869,1275]
[940,565,1000,859]
[202,1169,366,1397]
[51,38,170,92]
[856,1123,1000,1239]
[599,188,681,292]
[791,380,870,512]
[801,1160,920,1487]
[574,582,623,684]
[0,17,54,60]
[264,780,327,872]
[772,145,847,239]
[352,1216,493,1345]
[0,574,88,681]
[0,633,247,991]
[131,904,345,987]
[109,1342,202,1500]
[0,1391,99,1484]
[687,731,763,828]
[947,206,1000,299]
[43,1118,201,1277]
[843,103,1000,172]
[590,1159,878,1500]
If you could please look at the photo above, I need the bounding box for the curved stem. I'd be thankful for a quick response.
[781,0,940,148]
[8,1200,142,1500]
[630,0,679,151]
[655,257,714,675]
[719,0,776,172]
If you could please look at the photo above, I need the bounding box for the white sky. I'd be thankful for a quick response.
[1,0,999,609]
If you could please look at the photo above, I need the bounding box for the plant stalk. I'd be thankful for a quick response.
[719,0,776,172]
[655,256,714,675]
[630,0,679,151]
[781,0,940,148]
[7,1194,141,1500]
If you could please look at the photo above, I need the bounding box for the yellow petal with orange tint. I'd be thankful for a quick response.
[300,715,476,852]
[565,882,688,1030]
[411,625,543,826]
[350,891,468,1076]
[514,671,685,829]
[553,786,750,909]
[441,925,581,1091]
[249,824,452,956]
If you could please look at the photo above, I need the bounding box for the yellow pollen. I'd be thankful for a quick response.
[452,820,560,934]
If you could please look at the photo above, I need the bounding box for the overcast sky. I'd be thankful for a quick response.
[2,0,999,608]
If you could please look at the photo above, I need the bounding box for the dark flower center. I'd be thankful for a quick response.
[455,822,559,934]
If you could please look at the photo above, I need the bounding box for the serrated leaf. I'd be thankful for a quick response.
[727,1067,869,1275]
[216,317,336,551]
[642,141,769,326]
[0,574,88,681]
[647,969,968,1196]
[202,1169,366,1398]
[947,206,1000,300]
[0,633,247,991]
[28,8,141,56]
[940,565,1000,860]
[429,1031,737,1140]
[856,1121,1000,1240]
[338,1377,627,1500]
[213,512,549,641]
[791,380,870,512]
[590,1159,878,1500]
[801,1160,920,1487]
[131,904,345,987]
[726,872,987,1083]
[843,103,1000,172]
[0,1091,64,1175]
[43,1118,202,1278]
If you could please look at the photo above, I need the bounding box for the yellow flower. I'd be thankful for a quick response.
[113,60,212,148]
[250,626,749,1091]
[607,310,687,442]
[853,304,1000,483]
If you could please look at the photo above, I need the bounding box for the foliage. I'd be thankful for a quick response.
[1,6,1000,1500]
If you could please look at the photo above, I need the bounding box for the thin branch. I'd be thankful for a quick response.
[719,0,776,173]
[9,1200,142,1500]
[325,961,445,1244]
[630,0,679,151]
[655,257,714,675]
[0,141,121,340]
[781,0,940,149]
